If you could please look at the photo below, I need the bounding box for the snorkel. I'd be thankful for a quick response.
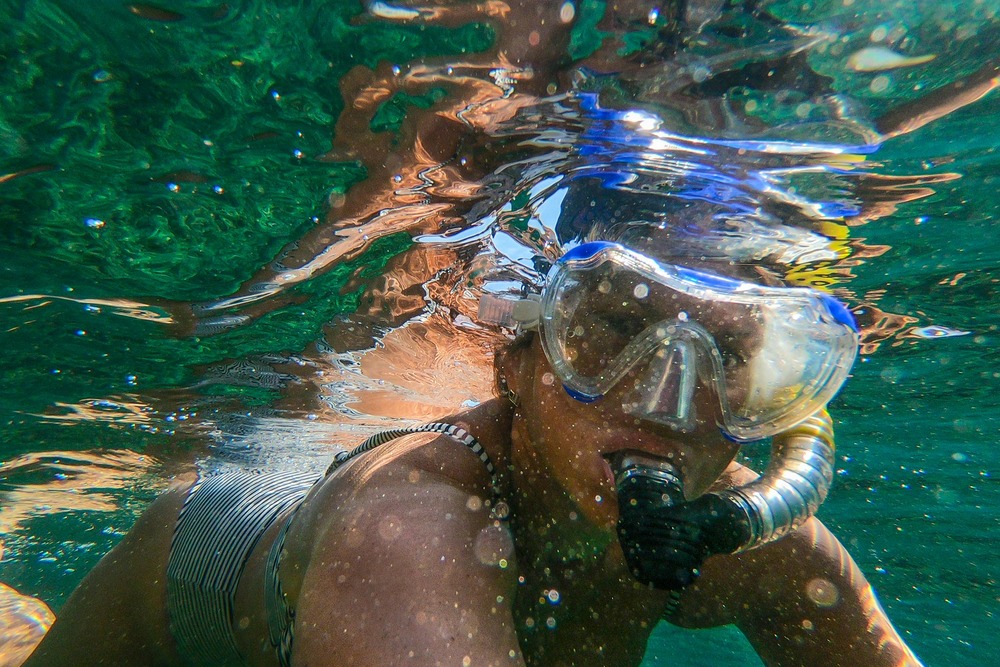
[611,410,836,591]
[479,241,855,592]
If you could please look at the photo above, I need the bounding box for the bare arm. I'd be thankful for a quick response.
[669,465,923,667]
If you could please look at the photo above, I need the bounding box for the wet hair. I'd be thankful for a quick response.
[493,331,536,399]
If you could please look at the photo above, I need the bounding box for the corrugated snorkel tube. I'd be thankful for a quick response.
[717,409,836,550]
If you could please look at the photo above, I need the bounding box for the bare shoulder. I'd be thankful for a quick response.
[288,434,522,665]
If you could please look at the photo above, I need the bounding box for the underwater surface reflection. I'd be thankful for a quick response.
[1,0,998,665]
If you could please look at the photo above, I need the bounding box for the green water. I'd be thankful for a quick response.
[1,1,998,665]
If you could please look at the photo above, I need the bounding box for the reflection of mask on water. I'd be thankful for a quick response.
[611,410,837,592]
[479,241,857,441]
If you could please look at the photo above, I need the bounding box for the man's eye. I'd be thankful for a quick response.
[717,337,750,369]
[602,313,646,339]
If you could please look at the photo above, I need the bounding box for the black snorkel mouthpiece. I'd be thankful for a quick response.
[612,452,751,591]
[611,410,837,592]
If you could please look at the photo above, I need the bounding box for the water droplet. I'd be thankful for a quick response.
[805,578,839,607]
[559,1,575,23]
[545,616,557,629]
[546,589,560,604]
[633,283,649,299]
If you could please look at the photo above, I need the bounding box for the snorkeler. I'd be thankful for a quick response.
[24,239,923,667]
[23,2,1000,665]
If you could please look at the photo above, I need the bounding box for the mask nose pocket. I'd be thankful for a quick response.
[623,339,698,431]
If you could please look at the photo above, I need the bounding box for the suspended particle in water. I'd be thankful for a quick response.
[560,2,575,23]
[805,578,840,608]
[92,69,111,83]
[84,218,105,229]
[870,75,891,93]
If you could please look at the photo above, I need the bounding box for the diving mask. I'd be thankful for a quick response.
[479,242,858,440]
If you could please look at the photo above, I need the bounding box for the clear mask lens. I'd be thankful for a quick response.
[539,243,858,440]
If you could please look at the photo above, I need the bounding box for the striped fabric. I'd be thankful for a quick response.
[166,422,502,667]
[166,469,318,666]
[326,422,502,500]
[264,507,300,667]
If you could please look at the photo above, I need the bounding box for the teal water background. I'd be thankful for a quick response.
[1,1,998,664]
